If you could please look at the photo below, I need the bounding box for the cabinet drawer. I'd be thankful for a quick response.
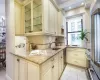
[41,54,58,75]
[41,58,52,75]
[67,51,86,60]
[75,49,85,52]
[67,58,87,67]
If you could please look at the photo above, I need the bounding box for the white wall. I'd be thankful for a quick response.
[0,0,5,16]
[64,6,91,48]
[5,0,15,80]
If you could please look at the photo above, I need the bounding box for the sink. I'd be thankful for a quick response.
[52,48,61,50]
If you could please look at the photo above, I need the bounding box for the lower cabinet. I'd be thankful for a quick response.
[14,56,27,80]
[58,51,64,77]
[66,48,88,68]
[27,62,40,80]
[42,67,52,80]
[13,50,64,80]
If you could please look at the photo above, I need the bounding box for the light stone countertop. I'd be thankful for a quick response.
[11,46,66,65]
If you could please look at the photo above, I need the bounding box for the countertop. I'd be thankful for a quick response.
[11,46,66,65]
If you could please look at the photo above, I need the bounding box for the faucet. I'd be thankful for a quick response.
[48,42,56,49]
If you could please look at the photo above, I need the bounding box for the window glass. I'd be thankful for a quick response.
[67,16,83,46]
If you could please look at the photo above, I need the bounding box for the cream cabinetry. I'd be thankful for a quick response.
[13,50,64,80]
[66,48,88,68]
[24,0,59,35]
[14,56,27,80]
[14,0,61,36]
[57,11,63,35]
[27,62,40,80]
[14,1,24,35]
[58,51,64,77]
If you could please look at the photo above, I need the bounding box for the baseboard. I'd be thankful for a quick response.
[6,74,12,80]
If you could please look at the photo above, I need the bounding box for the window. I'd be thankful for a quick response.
[94,13,100,63]
[67,16,83,46]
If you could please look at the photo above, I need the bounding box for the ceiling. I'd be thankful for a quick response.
[55,0,91,11]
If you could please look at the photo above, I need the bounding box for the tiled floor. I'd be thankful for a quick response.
[0,65,88,80]
[0,67,6,80]
[60,65,88,80]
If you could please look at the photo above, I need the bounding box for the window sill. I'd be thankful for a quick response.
[67,45,85,49]
[94,61,100,67]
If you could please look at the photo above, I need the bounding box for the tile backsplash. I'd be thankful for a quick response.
[15,36,26,54]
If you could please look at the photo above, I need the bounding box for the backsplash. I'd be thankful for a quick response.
[15,36,26,54]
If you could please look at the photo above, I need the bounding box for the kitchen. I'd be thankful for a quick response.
[4,0,100,80]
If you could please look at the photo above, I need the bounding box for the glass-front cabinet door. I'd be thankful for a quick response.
[33,0,42,32]
[24,0,42,33]
[25,2,32,33]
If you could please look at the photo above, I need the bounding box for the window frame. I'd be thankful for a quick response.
[91,8,100,66]
[67,19,83,46]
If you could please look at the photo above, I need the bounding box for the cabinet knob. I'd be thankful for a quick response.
[61,56,62,58]
[17,59,20,62]
[51,58,54,61]
[52,65,54,68]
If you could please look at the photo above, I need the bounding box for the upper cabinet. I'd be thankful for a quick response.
[15,0,63,36]
[15,1,24,35]
[24,0,42,33]
[58,11,64,35]
[25,2,32,33]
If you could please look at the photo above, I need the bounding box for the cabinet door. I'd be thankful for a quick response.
[58,12,63,35]
[25,2,32,33]
[28,62,39,80]
[49,1,55,34]
[42,0,49,33]
[32,0,42,32]
[15,2,24,35]
[58,51,64,77]
[14,56,19,80]
[19,58,27,80]
[14,56,27,80]
[54,8,58,35]
[42,68,52,80]
[52,61,58,80]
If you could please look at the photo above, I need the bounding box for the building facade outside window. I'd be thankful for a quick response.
[66,16,83,46]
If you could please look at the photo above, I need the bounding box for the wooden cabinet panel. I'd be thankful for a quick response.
[66,48,87,68]
[28,62,39,80]
[58,51,64,77]
[15,2,24,35]
[41,58,52,75]
[14,56,19,80]
[14,56,27,80]
[49,0,55,34]
[42,68,52,80]
[19,58,27,80]
[52,61,59,80]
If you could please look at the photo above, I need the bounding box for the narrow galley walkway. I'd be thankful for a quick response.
[0,66,6,80]
[60,65,89,80]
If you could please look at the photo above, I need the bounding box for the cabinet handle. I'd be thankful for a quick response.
[51,58,54,61]
[61,56,62,58]
[74,54,78,56]
[17,59,20,62]
[52,65,54,68]
[29,31,33,33]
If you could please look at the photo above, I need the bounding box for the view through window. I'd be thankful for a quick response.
[67,16,83,46]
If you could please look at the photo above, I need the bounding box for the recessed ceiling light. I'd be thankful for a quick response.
[69,7,71,9]
[81,2,84,5]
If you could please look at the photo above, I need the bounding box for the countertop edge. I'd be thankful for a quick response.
[10,46,66,65]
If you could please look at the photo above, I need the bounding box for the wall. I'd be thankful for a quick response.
[0,0,5,16]
[27,36,56,49]
[64,6,91,48]
[5,0,15,80]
